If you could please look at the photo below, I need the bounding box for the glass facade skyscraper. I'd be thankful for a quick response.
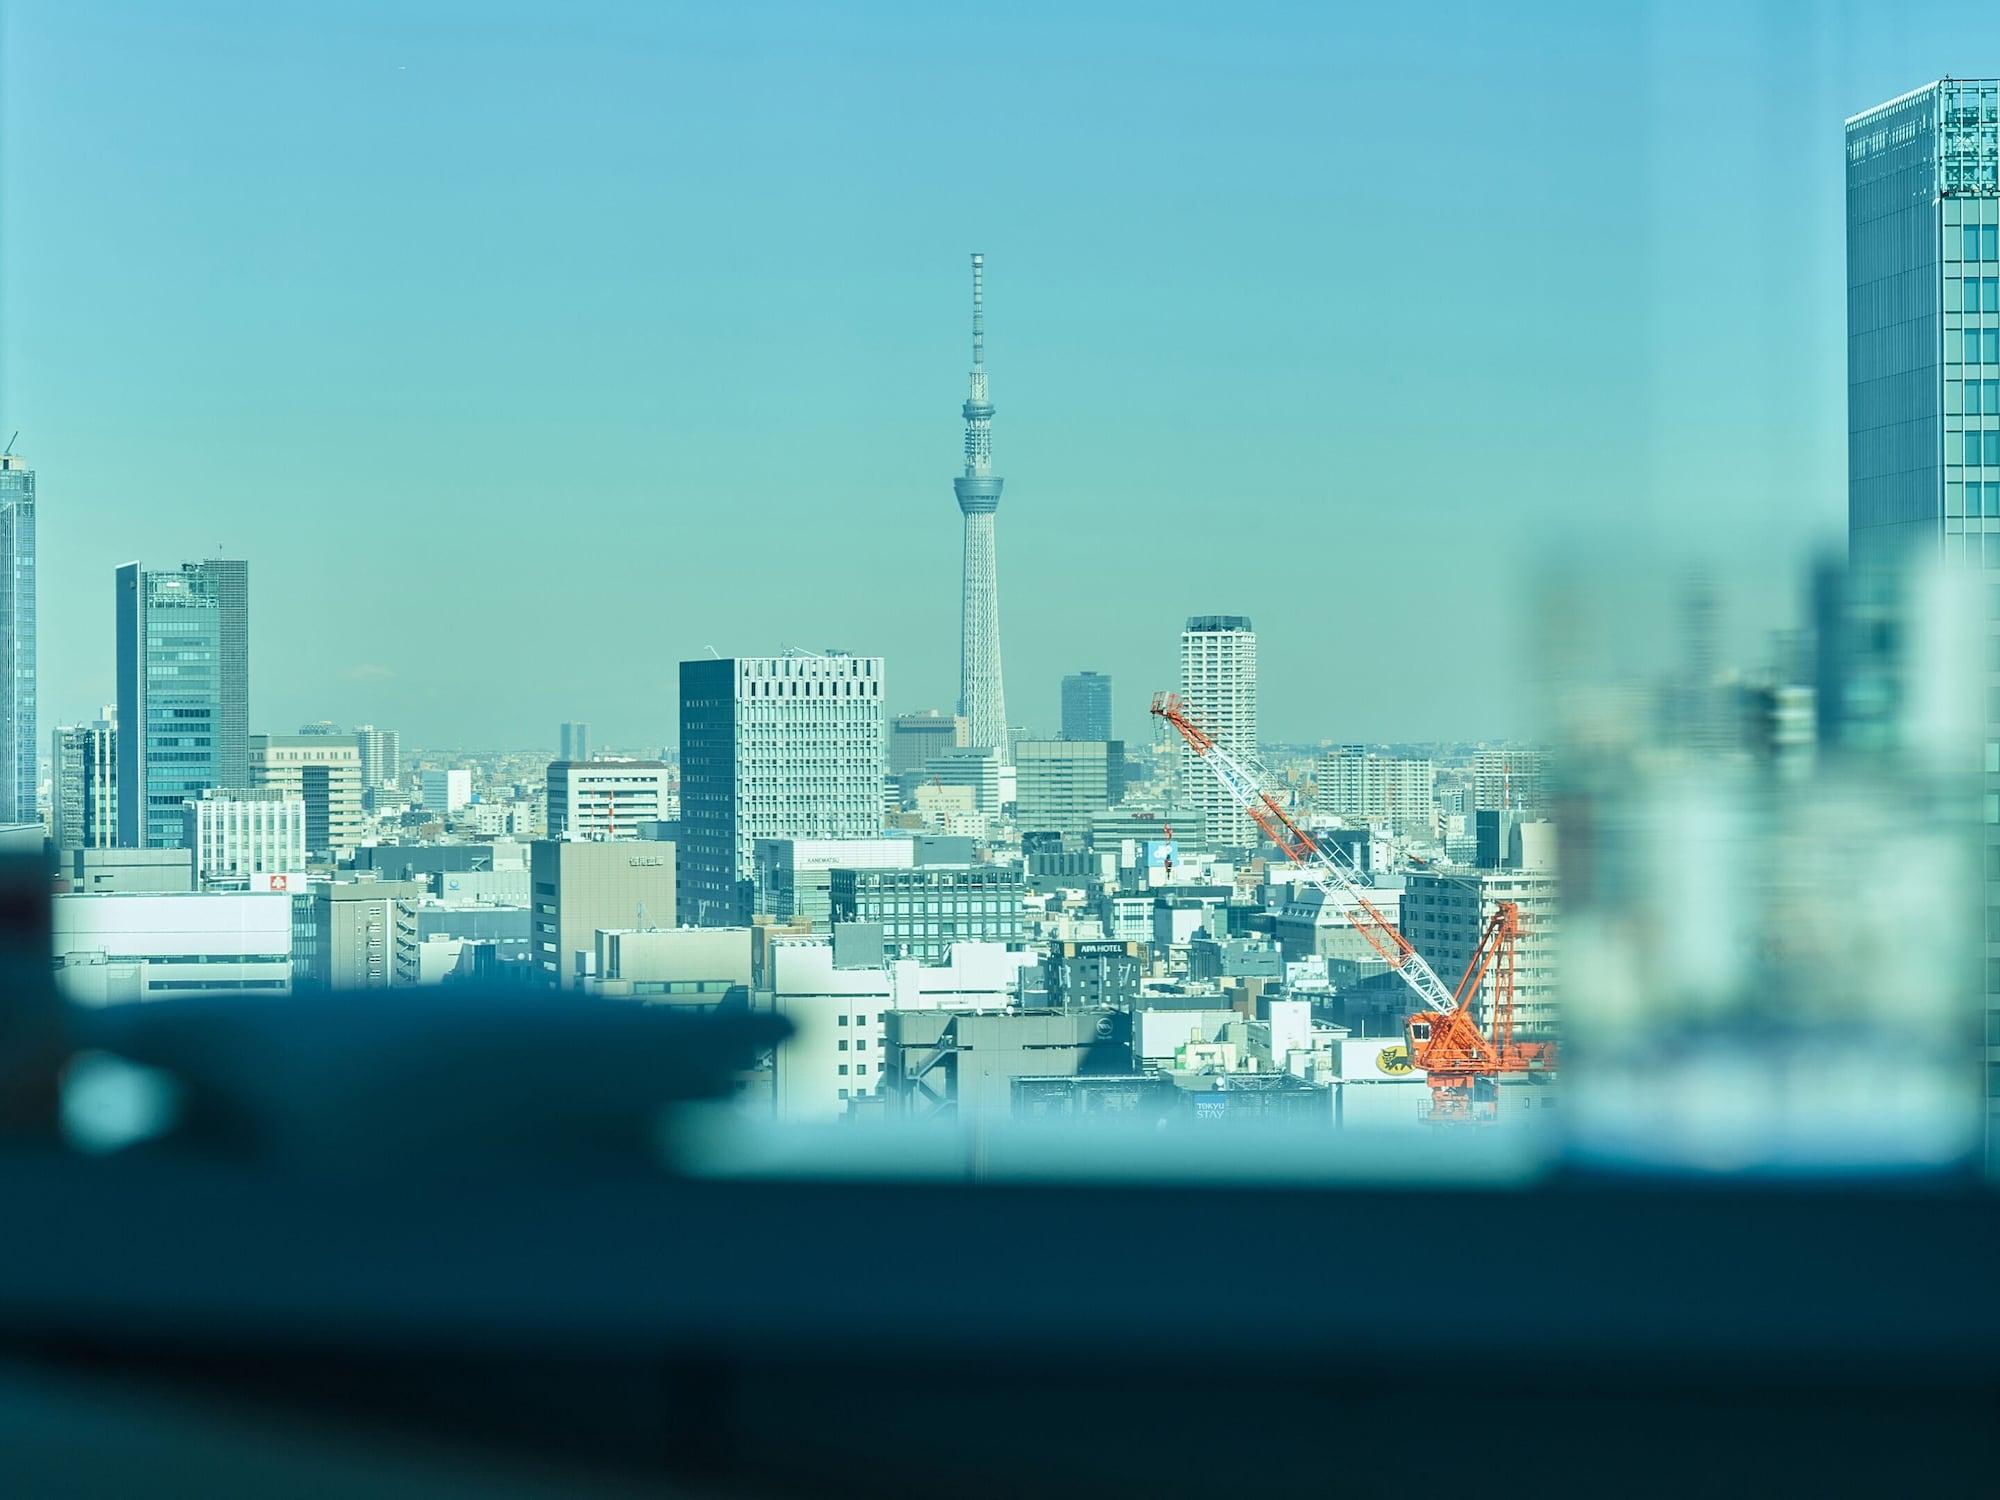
[1846,79,2000,1140]
[116,561,248,848]
[0,455,35,826]
[1848,80,2000,569]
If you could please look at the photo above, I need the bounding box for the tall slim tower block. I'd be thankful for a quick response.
[1179,616,1258,849]
[0,454,35,825]
[117,563,224,847]
[200,559,250,790]
[954,253,1009,756]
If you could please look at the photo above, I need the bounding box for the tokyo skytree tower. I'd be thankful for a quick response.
[953,252,1009,755]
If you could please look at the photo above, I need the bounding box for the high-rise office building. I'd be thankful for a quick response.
[184,786,306,886]
[531,838,678,988]
[1179,615,1258,847]
[52,720,116,851]
[1060,671,1112,742]
[546,759,673,840]
[1847,79,1999,572]
[560,720,592,763]
[251,734,363,857]
[679,654,885,926]
[889,710,966,777]
[198,559,249,789]
[117,562,245,848]
[1847,79,2000,1142]
[953,254,1009,755]
[1014,739,1124,839]
[0,453,35,824]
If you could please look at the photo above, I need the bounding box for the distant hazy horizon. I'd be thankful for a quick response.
[4,2,1985,749]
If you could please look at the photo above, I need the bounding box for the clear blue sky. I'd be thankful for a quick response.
[1,1,1987,749]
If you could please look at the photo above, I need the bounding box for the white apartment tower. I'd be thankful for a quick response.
[1179,615,1258,848]
[679,653,887,926]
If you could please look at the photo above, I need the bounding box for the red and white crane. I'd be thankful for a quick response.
[1150,692,1459,1016]
[1151,693,1555,1120]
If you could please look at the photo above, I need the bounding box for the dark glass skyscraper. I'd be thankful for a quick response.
[116,559,249,848]
[0,454,35,825]
[1060,671,1112,742]
[1847,80,1999,570]
[1846,79,1999,1140]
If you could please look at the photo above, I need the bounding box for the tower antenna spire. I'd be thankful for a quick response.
[971,252,985,369]
[952,252,1008,756]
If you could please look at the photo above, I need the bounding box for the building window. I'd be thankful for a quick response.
[1968,329,1986,364]
[1989,432,2000,467]
[1970,381,1985,416]
[837,1040,847,1051]
[1970,431,1987,466]
[837,1065,848,1076]
[1989,330,2000,365]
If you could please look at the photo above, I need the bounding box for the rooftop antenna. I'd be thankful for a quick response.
[2,433,16,457]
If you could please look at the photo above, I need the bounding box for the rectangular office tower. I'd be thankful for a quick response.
[1847,81,2000,1142]
[1847,80,1999,570]
[1179,616,1258,848]
[117,561,249,848]
[0,454,35,824]
[678,654,886,926]
[1060,671,1112,742]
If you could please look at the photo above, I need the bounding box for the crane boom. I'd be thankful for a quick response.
[1150,693,1458,1016]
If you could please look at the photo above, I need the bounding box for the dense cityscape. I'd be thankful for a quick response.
[3,3,2000,1490]
[12,76,2000,1148]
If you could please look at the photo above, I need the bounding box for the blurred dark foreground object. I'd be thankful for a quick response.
[1,855,1997,1495]
[69,989,784,1171]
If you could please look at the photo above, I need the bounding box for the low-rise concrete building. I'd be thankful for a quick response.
[530,839,678,989]
[53,890,292,1004]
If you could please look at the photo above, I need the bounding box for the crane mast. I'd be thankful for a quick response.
[1150,693,1458,1016]
[1153,692,1556,1122]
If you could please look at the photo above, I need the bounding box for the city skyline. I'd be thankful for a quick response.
[5,6,1993,751]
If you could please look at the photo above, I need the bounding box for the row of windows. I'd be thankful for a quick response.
[1964,277,2000,312]
[1957,225,2000,262]
[1963,329,2000,364]
[1963,432,2000,466]
[1964,380,2000,414]
[1949,481,2000,515]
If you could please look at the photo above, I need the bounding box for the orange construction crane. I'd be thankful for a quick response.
[1151,691,1556,1123]
[1405,901,1555,1122]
